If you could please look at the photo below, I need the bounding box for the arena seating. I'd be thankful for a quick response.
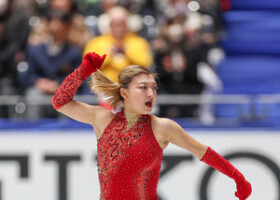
[216,6,280,122]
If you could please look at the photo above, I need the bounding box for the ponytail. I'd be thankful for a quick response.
[90,65,155,109]
[90,69,123,109]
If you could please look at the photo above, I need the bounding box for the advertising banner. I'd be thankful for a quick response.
[0,130,279,200]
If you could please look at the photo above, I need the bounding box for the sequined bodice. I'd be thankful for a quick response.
[97,111,163,200]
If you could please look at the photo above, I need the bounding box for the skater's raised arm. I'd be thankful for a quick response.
[51,52,113,126]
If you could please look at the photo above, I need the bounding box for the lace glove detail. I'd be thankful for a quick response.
[200,147,252,200]
[51,52,106,109]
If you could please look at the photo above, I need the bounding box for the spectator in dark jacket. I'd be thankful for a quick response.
[25,9,82,119]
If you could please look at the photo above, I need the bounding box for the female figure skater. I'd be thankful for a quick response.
[51,52,251,200]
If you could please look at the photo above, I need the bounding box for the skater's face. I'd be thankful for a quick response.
[120,73,157,114]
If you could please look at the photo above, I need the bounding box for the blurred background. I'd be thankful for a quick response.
[0,0,279,199]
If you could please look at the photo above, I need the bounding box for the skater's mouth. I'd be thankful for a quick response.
[145,101,153,108]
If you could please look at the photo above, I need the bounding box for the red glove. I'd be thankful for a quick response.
[51,52,106,109]
[200,147,252,200]
[81,52,106,78]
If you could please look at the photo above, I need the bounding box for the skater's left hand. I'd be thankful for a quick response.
[235,173,252,200]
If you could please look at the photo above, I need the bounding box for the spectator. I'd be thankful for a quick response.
[0,0,30,117]
[49,0,93,49]
[152,12,218,118]
[84,6,153,83]
[92,1,148,39]
[0,0,30,94]
[25,9,82,119]
[28,0,92,49]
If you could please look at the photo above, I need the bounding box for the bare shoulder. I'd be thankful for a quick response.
[92,106,114,127]
[151,116,181,148]
[151,115,180,132]
[152,115,186,138]
[92,106,115,139]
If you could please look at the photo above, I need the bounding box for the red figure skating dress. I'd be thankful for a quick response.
[97,110,163,200]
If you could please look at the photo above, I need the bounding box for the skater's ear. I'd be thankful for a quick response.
[119,87,128,100]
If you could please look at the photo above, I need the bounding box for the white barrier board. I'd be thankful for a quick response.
[0,130,279,200]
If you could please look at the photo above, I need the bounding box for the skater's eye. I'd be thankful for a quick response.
[139,86,147,90]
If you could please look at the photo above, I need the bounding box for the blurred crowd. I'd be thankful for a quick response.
[0,0,224,122]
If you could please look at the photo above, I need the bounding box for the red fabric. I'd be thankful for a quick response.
[99,101,113,111]
[97,110,163,200]
[51,52,106,109]
[201,147,252,200]
[220,0,232,11]
[81,52,106,76]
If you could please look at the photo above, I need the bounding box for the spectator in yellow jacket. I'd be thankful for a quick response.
[83,6,153,83]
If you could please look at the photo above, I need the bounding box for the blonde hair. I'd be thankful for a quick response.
[90,65,156,109]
